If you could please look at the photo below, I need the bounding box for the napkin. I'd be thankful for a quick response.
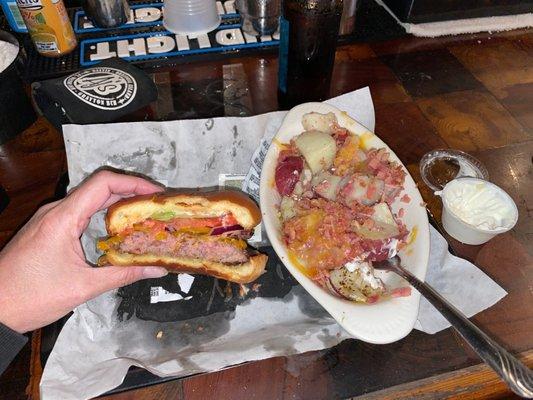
[40,87,506,400]
[415,227,507,334]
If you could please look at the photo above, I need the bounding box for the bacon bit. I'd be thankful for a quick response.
[368,157,381,170]
[401,194,411,203]
[313,269,331,287]
[333,128,349,147]
[366,183,377,199]
[315,180,330,195]
[390,287,412,298]
[366,294,380,304]
[398,208,405,218]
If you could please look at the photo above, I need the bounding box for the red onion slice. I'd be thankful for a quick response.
[210,224,244,236]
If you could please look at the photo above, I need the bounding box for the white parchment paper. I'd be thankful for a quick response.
[40,87,506,400]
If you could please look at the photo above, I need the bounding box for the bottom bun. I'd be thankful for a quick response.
[100,249,267,284]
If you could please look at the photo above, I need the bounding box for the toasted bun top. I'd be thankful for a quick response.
[106,190,261,234]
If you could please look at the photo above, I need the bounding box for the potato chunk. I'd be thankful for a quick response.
[294,130,336,174]
[302,112,338,133]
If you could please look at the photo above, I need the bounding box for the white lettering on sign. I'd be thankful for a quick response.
[89,42,117,61]
[216,1,225,14]
[190,33,211,49]
[135,7,161,23]
[147,36,175,54]
[117,38,147,57]
[216,28,245,46]
[224,0,236,13]
[127,9,135,23]
[175,35,190,51]
[84,25,281,64]
[243,31,257,43]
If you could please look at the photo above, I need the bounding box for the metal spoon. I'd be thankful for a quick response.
[374,256,533,398]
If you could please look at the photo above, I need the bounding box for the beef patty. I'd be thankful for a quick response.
[118,231,249,264]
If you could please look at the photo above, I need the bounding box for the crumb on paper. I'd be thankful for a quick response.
[156,331,163,339]
[197,326,204,332]
[239,284,249,298]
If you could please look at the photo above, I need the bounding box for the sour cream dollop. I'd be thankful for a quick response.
[344,260,383,290]
[441,179,517,231]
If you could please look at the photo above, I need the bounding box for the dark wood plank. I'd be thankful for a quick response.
[331,57,412,104]
[182,357,286,400]
[374,102,448,165]
[448,35,533,132]
[282,351,331,400]
[380,49,484,98]
[335,43,377,62]
[352,350,533,400]
[370,29,533,57]
[416,89,530,151]
[449,37,532,73]
[98,381,184,400]
[471,142,533,249]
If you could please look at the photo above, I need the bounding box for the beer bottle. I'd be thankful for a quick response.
[277,0,343,109]
[16,0,77,57]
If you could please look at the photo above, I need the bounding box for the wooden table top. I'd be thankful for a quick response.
[0,27,532,400]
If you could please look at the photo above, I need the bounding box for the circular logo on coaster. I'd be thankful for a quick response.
[64,67,137,111]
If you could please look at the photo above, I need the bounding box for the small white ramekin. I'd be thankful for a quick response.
[439,178,518,245]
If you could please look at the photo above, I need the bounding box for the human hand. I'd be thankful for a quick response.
[0,170,168,333]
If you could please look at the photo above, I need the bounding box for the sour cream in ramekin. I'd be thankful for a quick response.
[438,178,518,245]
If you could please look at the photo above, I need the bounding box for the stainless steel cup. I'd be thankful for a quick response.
[83,0,131,29]
[237,0,281,36]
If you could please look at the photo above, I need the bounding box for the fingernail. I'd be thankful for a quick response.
[142,267,168,279]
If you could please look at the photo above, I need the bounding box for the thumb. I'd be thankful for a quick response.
[89,265,168,295]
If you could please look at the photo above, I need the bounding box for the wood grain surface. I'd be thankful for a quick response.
[0,27,532,400]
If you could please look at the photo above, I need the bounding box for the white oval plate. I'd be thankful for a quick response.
[260,102,430,344]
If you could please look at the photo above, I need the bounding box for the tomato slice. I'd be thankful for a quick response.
[124,214,239,236]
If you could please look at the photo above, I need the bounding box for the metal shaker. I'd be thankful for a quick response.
[83,0,131,29]
[237,0,281,36]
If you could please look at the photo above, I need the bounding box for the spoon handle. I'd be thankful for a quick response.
[393,265,533,398]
